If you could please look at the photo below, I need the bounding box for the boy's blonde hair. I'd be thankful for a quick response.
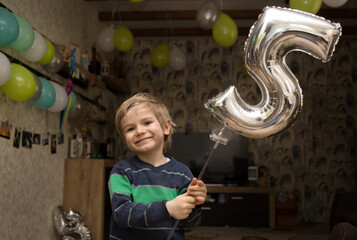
[115,92,174,152]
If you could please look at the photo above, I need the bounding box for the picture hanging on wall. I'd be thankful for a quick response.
[0,121,11,139]
[68,42,81,65]
[42,132,49,146]
[33,133,41,145]
[22,131,32,149]
[51,134,56,154]
[13,127,21,148]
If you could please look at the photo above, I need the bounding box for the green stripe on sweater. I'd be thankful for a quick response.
[132,186,179,204]
[108,174,132,199]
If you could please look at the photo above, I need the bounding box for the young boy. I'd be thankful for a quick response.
[108,93,207,240]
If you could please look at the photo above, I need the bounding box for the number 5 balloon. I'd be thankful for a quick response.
[205,6,342,138]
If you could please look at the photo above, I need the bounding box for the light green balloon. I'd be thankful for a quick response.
[212,12,238,47]
[8,14,34,51]
[289,0,322,14]
[151,43,170,68]
[37,38,55,64]
[0,63,36,101]
[113,26,134,52]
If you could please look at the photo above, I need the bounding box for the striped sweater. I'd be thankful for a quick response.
[108,155,201,240]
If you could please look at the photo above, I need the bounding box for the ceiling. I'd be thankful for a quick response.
[84,0,357,37]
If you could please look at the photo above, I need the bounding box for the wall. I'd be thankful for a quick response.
[120,35,357,223]
[0,0,122,239]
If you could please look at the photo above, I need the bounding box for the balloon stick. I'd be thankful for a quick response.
[166,124,227,240]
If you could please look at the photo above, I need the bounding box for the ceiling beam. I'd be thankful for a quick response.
[98,8,357,37]
[98,8,357,21]
[129,26,356,37]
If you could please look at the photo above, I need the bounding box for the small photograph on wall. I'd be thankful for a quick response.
[0,121,12,139]
[13,127,21,148]
[42,132,49,146]
[22,130,32,149]
[51,134,56,154]
[33,133,41,145]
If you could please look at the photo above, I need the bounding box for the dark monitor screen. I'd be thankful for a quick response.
[166,132,249,185]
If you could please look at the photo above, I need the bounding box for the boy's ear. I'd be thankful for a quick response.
[163,120,171,135]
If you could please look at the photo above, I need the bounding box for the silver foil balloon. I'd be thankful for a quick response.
[27,73,42,102]
[43,44,64,74]
[205,6,342,138]
[196,0,220,30]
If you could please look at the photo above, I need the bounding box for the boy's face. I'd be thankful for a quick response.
[121,105,170,155]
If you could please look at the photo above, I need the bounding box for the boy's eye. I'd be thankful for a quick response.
[126,127,134,132]
[144,121,151,125]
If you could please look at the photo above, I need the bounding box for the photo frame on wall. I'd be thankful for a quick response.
[68,42,81,65]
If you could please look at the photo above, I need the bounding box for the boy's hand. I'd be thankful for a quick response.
[166,193,195,220]
[187,178,207,205]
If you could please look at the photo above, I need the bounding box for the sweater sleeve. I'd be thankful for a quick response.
[108,164,172,228]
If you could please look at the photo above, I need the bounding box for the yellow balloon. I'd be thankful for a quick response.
[151,43,170,68]
[212,12,238,47]
[114,26,134,52]
[37,38,55,64]
[0,63,36,101]
[289,0,322,14]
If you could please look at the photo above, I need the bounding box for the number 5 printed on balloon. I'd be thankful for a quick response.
[205,6,342,139]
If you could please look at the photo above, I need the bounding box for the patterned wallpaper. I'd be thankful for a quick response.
[120,36,357,223]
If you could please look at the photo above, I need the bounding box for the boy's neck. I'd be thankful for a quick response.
[137,151,167,167]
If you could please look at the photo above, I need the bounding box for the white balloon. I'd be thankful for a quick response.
[20,30,46,62]
[47,81,68,112]
[97,25,116,52]
[0,51,11,86]
[323,0,348,7]
[169,46,187,71]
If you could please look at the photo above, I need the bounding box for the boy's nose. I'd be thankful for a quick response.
[136,125,146,134]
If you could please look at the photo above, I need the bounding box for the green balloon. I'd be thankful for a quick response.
[289,0,322,14]
[8,14,34,51]
[212,12,238,47]
[0,63,36,101]
[37,38,55,64]
[113,26,134,52]
[151,43,170,68]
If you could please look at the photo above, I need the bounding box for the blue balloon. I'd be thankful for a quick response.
[0,7,19,45]
[32,77,56,109]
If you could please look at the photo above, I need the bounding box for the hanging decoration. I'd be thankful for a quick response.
[114,25,134,52]
[196,0,220,30]
[289,0,322,14]
[8,13,34,51]
[169,45,186,71]
[32,76,56,109]
[0,7,19,45]
[37,38,55,64]
[47,81,68,112]
[0,51,12,86]
[212,12,238,47]
[43,45,64,74]
[97,25,116,52]
[0,63,36,101]
[26,73,42,102]
[322,0,348,7]
[20,30,47,62]
[151,43,170,68]
[205,6,342,138]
